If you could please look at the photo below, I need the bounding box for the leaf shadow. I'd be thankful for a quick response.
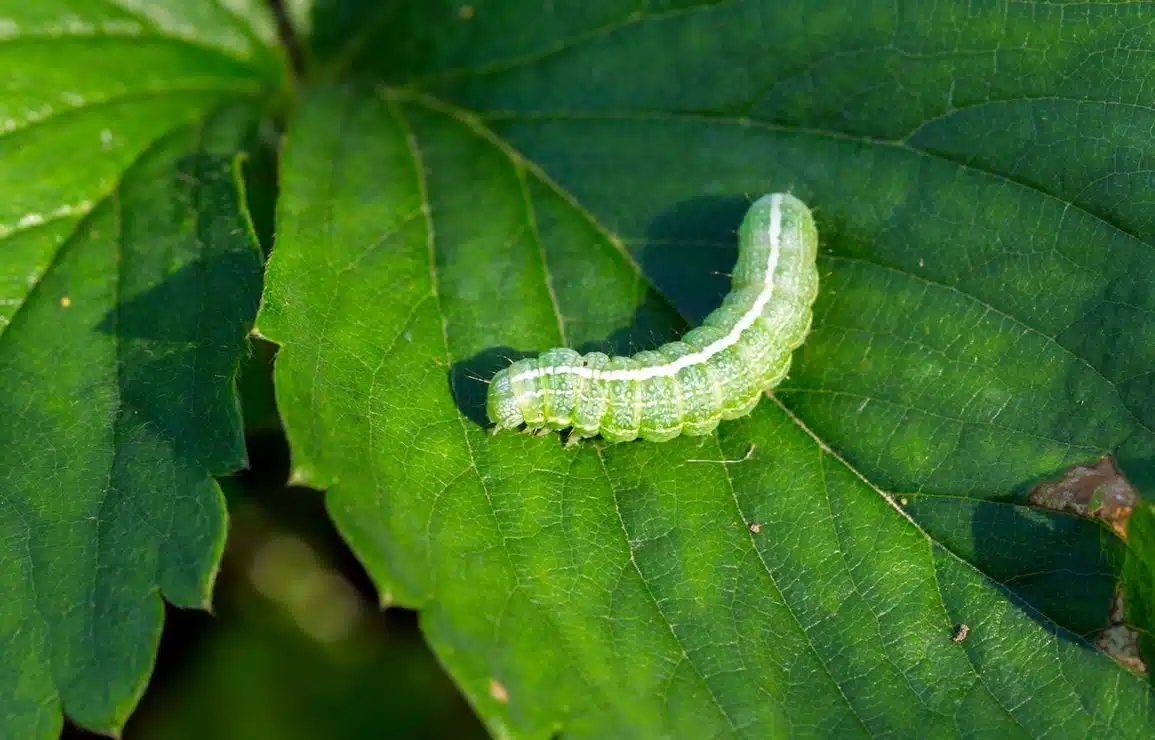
[94,250,262,465]
[449,194,752,431]
[994,466,1155,685]
[914,485,1154,685]
[972,498,1119,633]
[97,251,260,341]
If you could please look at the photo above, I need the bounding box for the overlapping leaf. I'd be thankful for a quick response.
[259,1,1155,737]
[0,2,279,735]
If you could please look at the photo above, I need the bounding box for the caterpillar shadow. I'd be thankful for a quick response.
[635,193,752,324]
[450,346,537,429]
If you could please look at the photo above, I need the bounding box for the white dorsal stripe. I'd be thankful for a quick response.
[510,194,784,384]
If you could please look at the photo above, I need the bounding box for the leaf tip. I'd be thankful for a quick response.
[288,465,319,487]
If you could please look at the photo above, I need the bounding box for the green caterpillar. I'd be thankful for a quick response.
[487,193,819,443]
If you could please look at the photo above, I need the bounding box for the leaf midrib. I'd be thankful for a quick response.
[97,0,267,63]
[0,83,260,153]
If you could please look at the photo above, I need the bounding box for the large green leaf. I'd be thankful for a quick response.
[259,1,1155,736]
[0,2,279,736]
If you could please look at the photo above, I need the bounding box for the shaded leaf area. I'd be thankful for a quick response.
[258,0,1155,736]
[984,456,1150,674]
[0,144,263,737]
[0,4,278,736]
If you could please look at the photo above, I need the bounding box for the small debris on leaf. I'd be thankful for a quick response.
[951,624,969,642]
[489,678,509,703]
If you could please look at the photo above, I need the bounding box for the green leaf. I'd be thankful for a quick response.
[262,2,1155,737]
[0,2,277,736]
[1124,501,1155,668]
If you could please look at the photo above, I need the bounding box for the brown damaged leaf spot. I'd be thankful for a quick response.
[1028,454,1138,539]
[1097,589,1148,675]
[1031,456,1149,673]
[951,624,969,642]
[489,678,509,704]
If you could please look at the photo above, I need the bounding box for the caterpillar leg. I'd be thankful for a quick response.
[566,425,602,447]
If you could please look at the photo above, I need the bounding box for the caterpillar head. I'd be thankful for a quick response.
[486,367,524,430]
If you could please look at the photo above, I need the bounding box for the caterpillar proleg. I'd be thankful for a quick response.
[487,193,819,443]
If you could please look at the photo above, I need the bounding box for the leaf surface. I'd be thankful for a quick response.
[260,1,1155,736]
[0,2,277,735]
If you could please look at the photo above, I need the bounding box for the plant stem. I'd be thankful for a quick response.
[267,0,306,80]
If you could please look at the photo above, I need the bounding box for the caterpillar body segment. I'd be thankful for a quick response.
[486,193,819,443]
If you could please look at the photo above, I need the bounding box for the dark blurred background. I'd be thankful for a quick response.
[64,340,487,740]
